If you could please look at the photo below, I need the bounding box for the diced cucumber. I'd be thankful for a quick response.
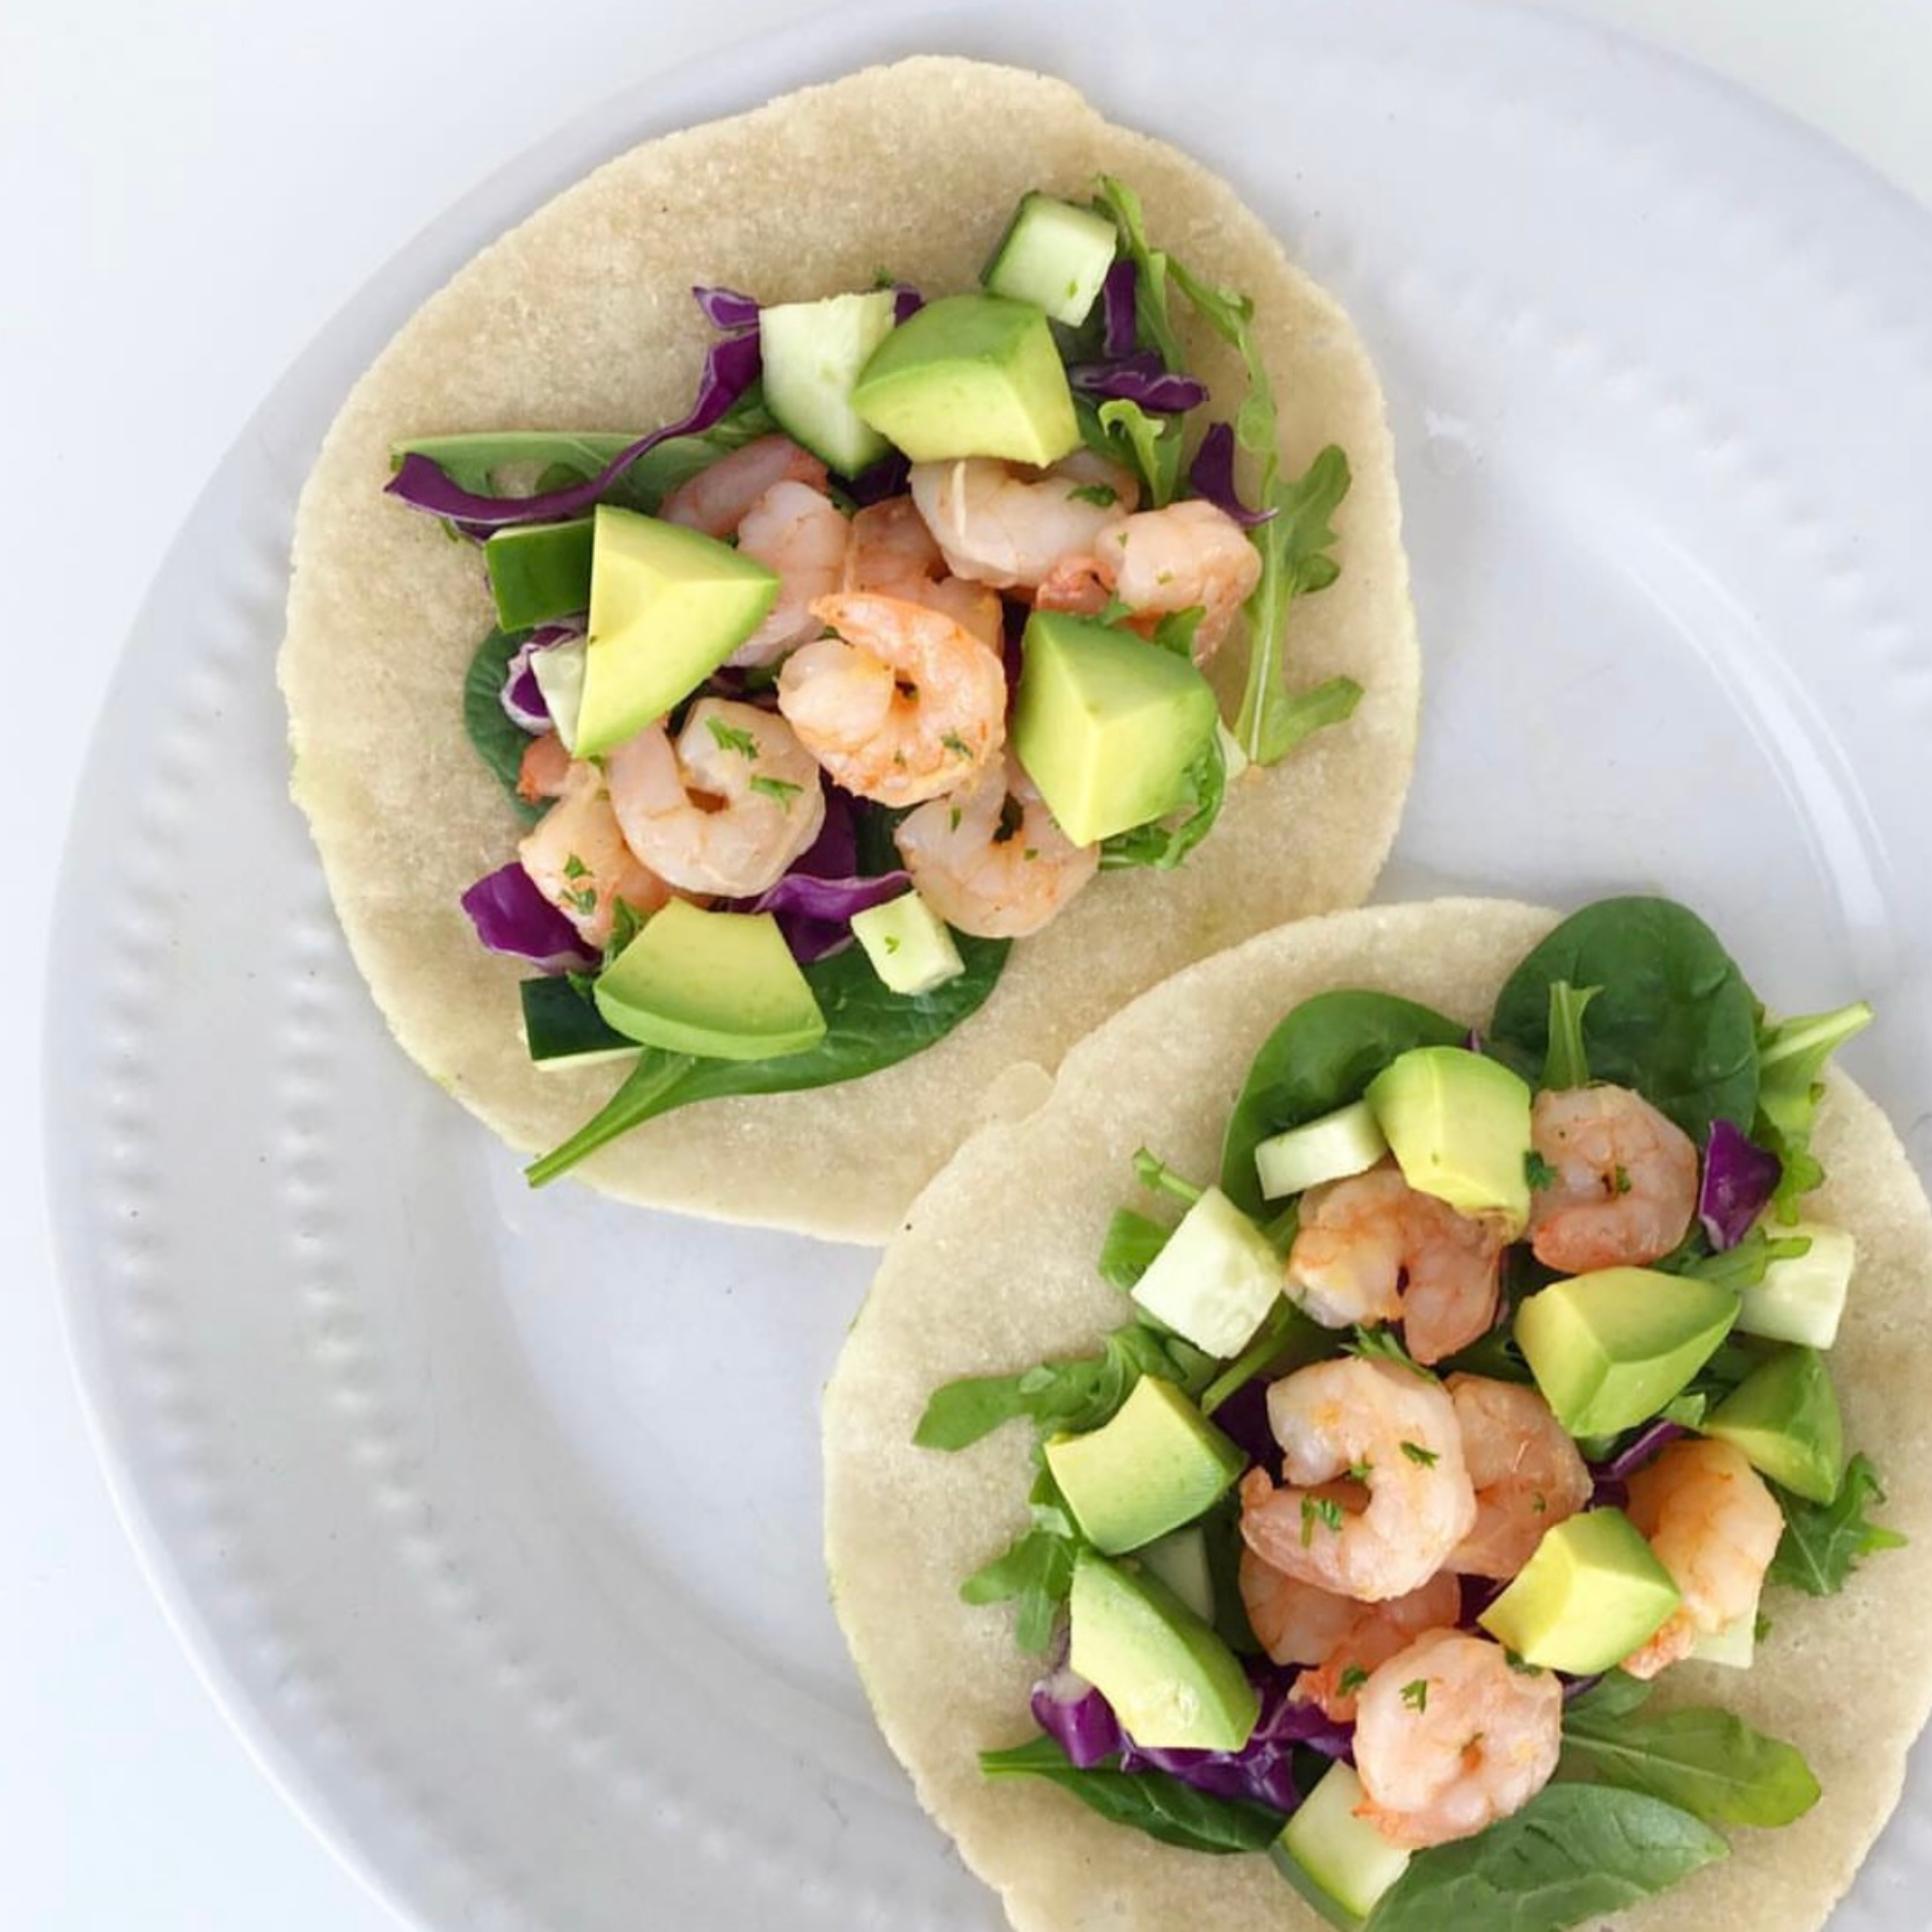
[1691,1590,1759,1669]
[759,289,898,475]
[520,977,637,1069]
[1736,1220,1854,1349]
[981,190,1120,327]
[1136,1526,1214,1624]
[531,635,587,753]
[1254,1100,1389,1202]
[1269,1762,1410,1929]
[1129,1186,1283,1358]
[850,890,964,995]
[485,518,594,630]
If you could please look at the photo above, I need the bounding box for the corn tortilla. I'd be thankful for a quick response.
[823,899,1932,1929]
[279,58,1417,1242]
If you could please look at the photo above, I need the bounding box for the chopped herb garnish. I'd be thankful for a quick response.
[883,935,901,954]
[1068,482,1119,507]
[1300,1495,1346,1546]
[562,853,590,881]
[1348,1460,1375,1482]
[1524,1150,1558,1190]
[1402,1679,1430,1713]
[1337,1664,1370,1696]
[1401,1440,1439,1468]
[942,732,973,758]
[706,716,759,757]
[750,775,804,809]
[565,887,597,916]
[1612,1164,1634,1196]
[1133,1147,1206,1207]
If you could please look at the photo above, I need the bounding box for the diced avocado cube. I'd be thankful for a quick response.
[759,288,897,476]
[1129,1185,1284,1358]
[1515,1267,1738,1437]
[1012,610,1219,848]
[484,517,594,630]
[1269,1762,1410,1929]
[531,635,588,752]
[1477,1508,1681,1673]
[980,190,1120,327]
[1736,1220,1855,1350]
[1136,1526,1214,1624]
[1045,1377,1245,1556]
[573,507,779,756]
[1365,1046,1533,1236]
[849,293,1080,465]
[594,900,825,1061]
[849,890,964,996]
[1067,1549,1259,1750]
[1703,1346,1844,1503]
[1254,1100,1390,1202]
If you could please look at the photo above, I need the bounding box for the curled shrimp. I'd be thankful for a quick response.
[730,479,850,667]
[892,753,1098,939]
[1238,1358,1477,1601]
[603,697,825,898]
[517,761,672,947]
[1352,1631,1563,1849]
[844,497,1006,648]
[516,729,574,805]
[659,434,828,538]
[1287,1164,1505,1366]
[1085,499,1263,662]
[776,592,1006,807]
[1238,1549,1462,1723]
[1527,1085,1700,1272]
[908,454,1140,588]
[1621,1437,1782,1680]
[1444,1375,1593,1578]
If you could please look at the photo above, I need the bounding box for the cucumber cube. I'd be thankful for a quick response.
[849,890,964,995]
[1129,1186,1283,1358]
[1270,1762,1410,1929]
[981,190,1120,327]
[1255,1100,1389,1201]
[760,288,898,476]
[1736,1220,1854,1349]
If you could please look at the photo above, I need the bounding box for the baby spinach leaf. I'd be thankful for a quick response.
[1559,1694,1819,1827]
[464,627,545,826]
[1767,1451,1907,1597]
[1220,991,1464,1217]
[525,932,1009,1185]
[1097,1208,1171,1291]
[1488,896,1760,1144]
[1542,980,1599,1091]
[1369,1784,1727,1932]
[980,1736,1286,1853]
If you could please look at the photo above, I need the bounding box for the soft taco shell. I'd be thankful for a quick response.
[823,899,1932,1929]
[279,57,1416,1242]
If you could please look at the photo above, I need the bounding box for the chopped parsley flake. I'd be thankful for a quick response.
[1524,1150,1558,1190]
[706,717,759,757]
[1401,1679,1430,1714]
[1299,1495,1346,1547]
[942,732,973,758]
[1347,1460,1375,1482]
[565,887,598,916]
[562,854,589,881]
[883,935,901,954]
[1068,482,1119,508]
[1337,1664,1369,1696]
[1612,1164,1634,1196]
[750,776,804,809]
[1400,1441,1439,1468]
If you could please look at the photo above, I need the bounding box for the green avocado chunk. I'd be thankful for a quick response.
[1012,610,1219,847]
[849,293,1080,464]
[1044,1376,1245,1556]
[1703,1346,1845,1503]
[1365,1046,1533,1235]
[1477,1508,1681,1672]
[1271,1762,1410,1929]
[1515,1267,1738,1436]
[593,901,825,1061]
[573,506,779,756]
[1067,1549,1259,1751]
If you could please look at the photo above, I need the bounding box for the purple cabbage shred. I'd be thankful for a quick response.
[1099,258,1138,358]
[692,283,762,332]
[730,787,911,963]
[498,622,583,733]
[1698,1119,1782,1251]
[1067,349,1208,414]
[1209,1376,1280,1476]
[891,281,925,325]
[460,864,596,972]
[1031,1666,1122,1769]
[1186,422,1276,528]
[1594,1417,1687,1486]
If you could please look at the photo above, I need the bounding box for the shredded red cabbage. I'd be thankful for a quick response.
[892,281,924,325]
[1698,1120,1782,1250]
[692,284,761,332]
[749,870,912,963]
[1209,1377,1281,1475]
[386,328,762,533]
[1068,350,1207,414]
[1186,422,1276,528]
[1100,258,1138,358]
[847,451,912,506]
[499,621,583,733]
[1594,1417,1687,1485]
[1031,1666,1122,1768]
[460,864,596,972]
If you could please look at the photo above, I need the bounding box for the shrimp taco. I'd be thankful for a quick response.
[824,896,1932,1929]
[279,57,1417,1241]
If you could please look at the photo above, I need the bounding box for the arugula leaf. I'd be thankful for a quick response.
[1235,447,1353,766]
[1092,177,1187,371]
[959,1467,1085,1658]
[463,627,545,826]
[1753,1000,1873,1220]
[1134,1146,1207,1206]
[1674,1224,1811,1293]
[1369,1784,1727,1932]
[1220,991,1464,1218]
[1559,1681,1820,1826]
[1097,1208,1171,1291]
[980,1736,1285,1853]
[526,932,1009,1184]
[1094,397,1184,506]
[1767,1451,1907,1597]
[1488,897,1761,1145]
[1542,980,1600,1092]
[1199,1297,1322,1415]
[1254,675,1362,766]
[1099,728,1227,872]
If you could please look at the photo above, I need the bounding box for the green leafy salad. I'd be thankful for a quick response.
[384,181,1365,1185]
[915,896,1901,1929]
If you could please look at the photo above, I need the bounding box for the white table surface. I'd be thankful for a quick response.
[8,1,1930,1925]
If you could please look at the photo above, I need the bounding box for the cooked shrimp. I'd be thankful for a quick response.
[1352,1631,1563,1849]
[1527,1084,1700,1272]
[517,762,673,947]
[1239,1549,1462,1722]
[603,698,825,898]
[516,729,574,804]
[730,479,850,666]
[1238,1358,1477,1601]
[891,753,1098,938]
[1621,1437,1782,1680]
[776,592,1006,807]
[1444,1375,1593,1578]
[843,497,1006,648]
[1287,1164,1505,1366]
[1087,499,1263,661]
[908,455,1140,588]
[659,434,828,538]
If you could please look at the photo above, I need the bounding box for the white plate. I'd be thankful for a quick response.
[46,0,1932,1926]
